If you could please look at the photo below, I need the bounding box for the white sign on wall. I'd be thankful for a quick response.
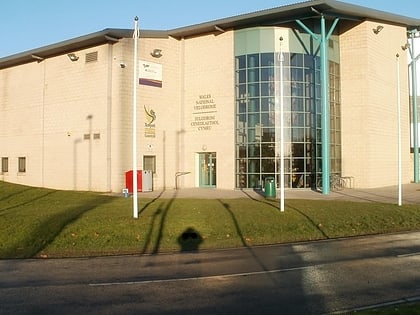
[139,60,162,88]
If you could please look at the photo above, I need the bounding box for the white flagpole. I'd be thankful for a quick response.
[396,53,402,206]
[133,16,139,218]
[279,36,285,212]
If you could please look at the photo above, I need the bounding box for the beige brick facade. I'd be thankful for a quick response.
[1,3,419,192]
[340,21,411,187]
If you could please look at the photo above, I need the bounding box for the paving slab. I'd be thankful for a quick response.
[136,183,420,204]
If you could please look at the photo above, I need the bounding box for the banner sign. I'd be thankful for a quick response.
[139,60,162,88]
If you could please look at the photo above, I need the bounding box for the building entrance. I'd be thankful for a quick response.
[199,152,216,187]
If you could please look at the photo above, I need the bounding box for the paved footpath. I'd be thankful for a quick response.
[138,183,420,204]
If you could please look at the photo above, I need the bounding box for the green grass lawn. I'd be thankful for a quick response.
[1,181,420,259]
[345,302,420,315]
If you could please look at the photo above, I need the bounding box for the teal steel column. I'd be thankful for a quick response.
[409,30,419,183]
[296,16,339,194]
[319,16,330,194]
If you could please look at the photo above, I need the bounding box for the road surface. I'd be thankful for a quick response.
[1,231,420,314]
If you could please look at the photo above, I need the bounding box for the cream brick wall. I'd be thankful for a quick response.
[1,44,115,191]
[340,21,411,188]
[181,32,235,189]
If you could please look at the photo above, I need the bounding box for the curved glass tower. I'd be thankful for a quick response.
[235,27,341,189]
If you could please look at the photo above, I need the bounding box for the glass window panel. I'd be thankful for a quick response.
[292,128,305,142]
[18,157,26,173]
[305,113,312,127]
[247,54,259,68]
[291,97,304,111]
[261,53,274,66]
[237,70,246,84]
[277,67,291,81]
[248,68,259,82]
[315,57,321,70]
[292,143,305,157]
[261,82,274,96]
[236,145,247,158]
[248,174,261,188]
[261,144,275,157]
[262,128,275,142]
[1,157,8,173]
[261,97,275,112]
[261,158,275,172]
[236,114,246,125]
[304,55,314,69]
[290,53,303,67]
[261,113,274,127]
[236,56,246,69]
[291,83,304,96]
[248,98,260,112]
[248,159,260,172]
[261,67,274,81]
[248,83,260,97]
[292,113,305,127]
[143,156,156,173]
[248,144,260,157]
[236,129,247,143]
[248,113,260,127]
[236,84,246,98]
[237,100,246,113]
[291,68,303,81]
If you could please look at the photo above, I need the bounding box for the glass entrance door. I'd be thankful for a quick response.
[199,152,216,187]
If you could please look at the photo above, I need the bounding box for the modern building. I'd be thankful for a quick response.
[1,0,419,193]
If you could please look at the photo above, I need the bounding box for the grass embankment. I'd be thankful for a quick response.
[1,181,420,259]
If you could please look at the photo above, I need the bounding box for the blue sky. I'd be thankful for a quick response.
[0,0,419,58]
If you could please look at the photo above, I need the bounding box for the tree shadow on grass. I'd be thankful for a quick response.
[287,204,329,239]
[140,190,176,255]
[1,195,114,259]
[240,189,329,239]
[0,191,57,216]
[217,198,281,285]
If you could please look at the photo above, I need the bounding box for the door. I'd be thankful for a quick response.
[199,152,216,187]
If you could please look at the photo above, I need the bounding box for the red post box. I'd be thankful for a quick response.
[125,170,142,193]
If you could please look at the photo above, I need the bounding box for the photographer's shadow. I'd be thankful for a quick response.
[177,227,203,252]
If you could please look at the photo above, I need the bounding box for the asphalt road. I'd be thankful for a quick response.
[1,231,420,315]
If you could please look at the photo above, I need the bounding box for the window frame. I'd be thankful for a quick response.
[1,157,8,173]
[18,157,26,173]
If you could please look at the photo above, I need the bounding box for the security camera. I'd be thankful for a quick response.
[120,62,126,68]
[279,36,283,41]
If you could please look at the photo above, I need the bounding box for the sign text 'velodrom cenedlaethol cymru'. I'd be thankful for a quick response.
[191,94,219,131]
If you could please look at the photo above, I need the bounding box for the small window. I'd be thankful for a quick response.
[143,155,156,173]
[1,157,8,173]
[18,157,26,173]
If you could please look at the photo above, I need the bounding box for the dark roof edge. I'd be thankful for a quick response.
[167,0,420,38]
[1,0,420,69]
[0,28,168,69]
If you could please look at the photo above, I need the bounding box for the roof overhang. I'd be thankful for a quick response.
[0,29,168,69]
[168,0,420,39]
[1,0,419,69]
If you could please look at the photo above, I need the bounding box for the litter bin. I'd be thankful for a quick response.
[264,177,276,198]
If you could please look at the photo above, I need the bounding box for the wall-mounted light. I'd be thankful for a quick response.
[372,25,384,34]
[151,49,162,58]
[67,53,79,61]
[401,43,410,51]
[31,54,44,62]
